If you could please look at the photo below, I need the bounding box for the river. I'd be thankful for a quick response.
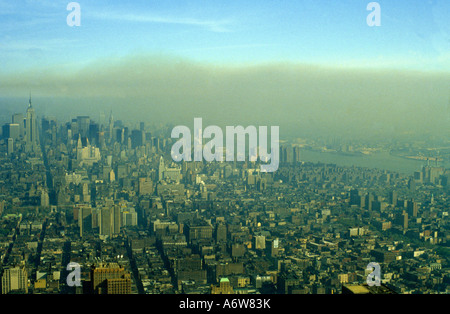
[299,149,449,175]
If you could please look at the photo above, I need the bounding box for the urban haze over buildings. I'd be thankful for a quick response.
[0,0,449,296]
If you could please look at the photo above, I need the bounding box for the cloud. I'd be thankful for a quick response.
[0,55,448,140]
[89,11,233,33]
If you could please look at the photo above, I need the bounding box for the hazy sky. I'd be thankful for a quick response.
[0,0,449,140]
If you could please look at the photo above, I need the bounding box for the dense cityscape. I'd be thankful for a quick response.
[0,98,449,295]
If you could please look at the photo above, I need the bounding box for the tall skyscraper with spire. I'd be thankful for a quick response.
[158,156,165,181]
[25,93,39,152]
[108,110,114,142]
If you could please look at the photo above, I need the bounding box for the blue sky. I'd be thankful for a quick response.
[1,0,449,73]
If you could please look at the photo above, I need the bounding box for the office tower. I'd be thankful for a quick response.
[413,171,423,183]
[108,111,114,141]
[268,238,280,257]
[1,265,28,294]
[100,207,112,238]
[349,189,360,206]
[153,137,160,152]
[429,167,444,184]
[131,129,144,148]
[2,124,20,140]
[407,200,418,218]
[138,177,153,196]
[408,178,416,191]
[280,145,292,164]
[399,212,408,230]
[77,116,90,138]
[388,190,398,206]
[112,205,121,235]
[211,277,234,294]
[158,156,165,181]
[12,113,25,137]
[79,206,92,237]
[123,127,129,141]
[115,164,127,179]
[254,235,266,250]
[90,263,131,294]
[365,193,375,211]
[7,138,14,155]
[122,208,138,227]
[293,146,301,164]
[82,183,90,203]
[115,128,124,144]
[88,122,99,146]
[185,221,213,243]
[215,223,227,243]
[99,205,121,238]
[25,95,39,149]
[40,189,49,208]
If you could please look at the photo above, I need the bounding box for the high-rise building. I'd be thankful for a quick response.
[138,177,153,195]
[215,223,227,243]
[131,129,145,148]
[388,190,398,206]
[112,205,121,235]
[293,146,301,164]
[254,235,266,250]
[79,206,92,237]
[100,207,112,238]
[1,265,28,294]
[349,189,360,206]
[12,113,25,137]
[40,189,49,208]
[88,122,100,146]
[280,145,292,164]
[25,95,39,150]
[77,116,90,138]
[7,138,14,155]
[2,123,20,140]
[99,205,121,238]
[211,277,234,294]
[407,200,418,218]
[365,193,375,211]
[158,156,165,181]
[90,263,131,294]
[185,220,213,243]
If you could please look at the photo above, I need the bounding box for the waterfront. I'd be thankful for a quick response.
[300,149,449,175]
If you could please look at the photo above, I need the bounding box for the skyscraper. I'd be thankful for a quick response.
[79,206,93,237]
[25,94,39,151]
[158,156,165,181]
[407,200,418,218]
[100,207,112,238]
[293,146,301,164]
[1,265,28,294]
[12,113,25,137]
[90,263,131,294]
[7,138,14,155]
[280,145,292,164]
